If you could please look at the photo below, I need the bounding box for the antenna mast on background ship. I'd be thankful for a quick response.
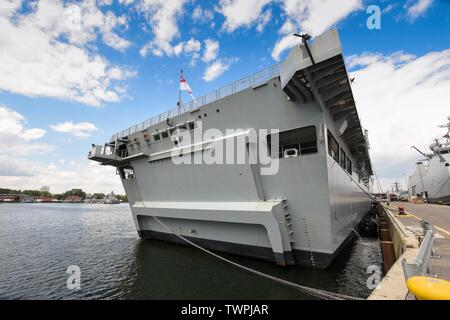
[439,116,450,141]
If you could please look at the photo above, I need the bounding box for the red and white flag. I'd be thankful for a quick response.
[179,70,195,100]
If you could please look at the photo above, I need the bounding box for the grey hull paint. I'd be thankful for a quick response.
[89,29,374,269]
[408,153,450,203]
[429,195,450,204]
[138,229,356,269]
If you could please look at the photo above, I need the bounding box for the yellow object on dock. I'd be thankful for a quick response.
[406,276,450,300]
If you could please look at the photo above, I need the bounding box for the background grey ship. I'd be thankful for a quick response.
[408,116,450,204]
[89,30,373,268]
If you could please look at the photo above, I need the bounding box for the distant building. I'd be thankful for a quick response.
[64,195,82,203]
[0,194,20,202]
[32,196,54,203]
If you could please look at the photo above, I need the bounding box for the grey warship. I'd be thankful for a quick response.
[408,116,450,204]
[89,29,373,268]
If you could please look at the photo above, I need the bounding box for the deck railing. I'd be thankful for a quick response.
[111,64,280,140]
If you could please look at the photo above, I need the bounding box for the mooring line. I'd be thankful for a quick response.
[150,215,363,301]
[133,159,370,300]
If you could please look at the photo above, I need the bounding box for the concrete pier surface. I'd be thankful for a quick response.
[391,202,450,282]
[369,202,450,300]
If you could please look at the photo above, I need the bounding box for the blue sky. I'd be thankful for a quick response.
[1,0,449,193]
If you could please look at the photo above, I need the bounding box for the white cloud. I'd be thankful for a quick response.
[0,106,120,192]
[203,59,236,82]
[22,0,130,50]
[138,0,194,57]
[405,0,433,20]
[139,42,153,57]
[202,39,219,63]
[98,0,113,6]
[0,159,125,194]
[183,38,202,53]
[141,36,201,62]
[0,106,46,142]
[0,105,51,161]
[118,0,135,5]
[271,0,362,61]
[0,0,134,107]
[193,6,202,20]
[0,156,38,177]
[192,5,214,23]
[50,121,99,138]
[271,35,299,62]
[256,10,272,33]
[218,0,272,32]
[348,50,450,181]
[100,11,131,51]
[0,0,21,17]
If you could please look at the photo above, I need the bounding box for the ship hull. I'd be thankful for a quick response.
[137,228,357,269]
[90,29,374,269]
[124,147,372,269]
[409,153,450,204]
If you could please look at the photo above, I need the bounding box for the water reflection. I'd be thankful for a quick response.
[125,234,381,299]
[0,203,381,300]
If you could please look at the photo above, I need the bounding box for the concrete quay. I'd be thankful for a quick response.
[369,202,450,300]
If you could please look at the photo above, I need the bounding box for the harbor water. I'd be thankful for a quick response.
[0,203,382,299]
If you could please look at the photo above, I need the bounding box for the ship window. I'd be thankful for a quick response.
[346,156,352,174]
[153,134,161,141]
[340,148,346,168]
[119,167,135,180]
[327,130,339,162]
[267,125,317,158]
[187,121,195,130]
[161,131,169,139]
[124,168,135,179]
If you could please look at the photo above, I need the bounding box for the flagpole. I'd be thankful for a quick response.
[178,69,183,111]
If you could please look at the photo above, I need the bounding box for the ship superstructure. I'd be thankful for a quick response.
[89,30,373,268]
[408,117,450,204]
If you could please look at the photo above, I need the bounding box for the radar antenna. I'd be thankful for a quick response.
[411,146,429,160]
[293,33,315,65]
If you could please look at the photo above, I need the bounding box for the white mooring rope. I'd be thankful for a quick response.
[134,160,372,300]
[150,215,363,300]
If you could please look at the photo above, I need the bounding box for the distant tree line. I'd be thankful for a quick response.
[116,195,128,202]
[0,188,128,202]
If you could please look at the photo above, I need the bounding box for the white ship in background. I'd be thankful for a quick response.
[89,30,374,268]
[104,191,120,204]
[408,117,450,204]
